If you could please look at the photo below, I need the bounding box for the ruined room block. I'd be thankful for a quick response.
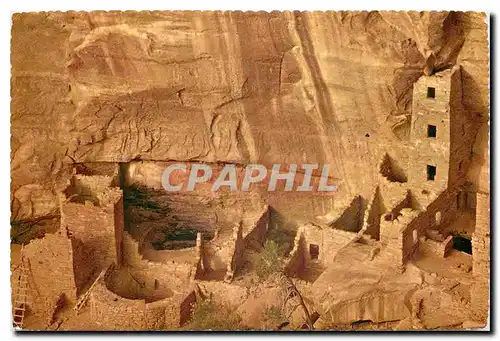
[60,175,124,270]
[23,232,81,314]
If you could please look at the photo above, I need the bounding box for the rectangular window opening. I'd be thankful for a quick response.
[427,87,436,98]
[309,244,319,260]
[427,165,436,181]
[427,125,437,138]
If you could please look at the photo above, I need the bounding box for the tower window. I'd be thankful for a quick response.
[427,125,437,138]
[309,244,319,260]
[427,87,436,98]
[427,165,436,181]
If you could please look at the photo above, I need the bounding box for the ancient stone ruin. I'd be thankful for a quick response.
[10,11,489,331]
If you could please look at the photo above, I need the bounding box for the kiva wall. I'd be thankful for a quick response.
[122,232,194,287]
[89,267,196,330]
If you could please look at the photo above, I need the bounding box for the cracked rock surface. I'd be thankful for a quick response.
[11,11,488,220]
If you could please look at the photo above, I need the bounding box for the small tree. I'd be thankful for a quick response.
[255,241,283,279]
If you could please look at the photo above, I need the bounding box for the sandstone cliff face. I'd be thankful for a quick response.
[10,11,488,220]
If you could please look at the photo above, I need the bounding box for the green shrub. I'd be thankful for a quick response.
[256,241,283,279]
[186,299,245,330]
[267,223,295,257]
[262,305,286,330]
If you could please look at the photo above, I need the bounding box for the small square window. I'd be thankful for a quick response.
[427,165,436,181]
[309,244,319,260]
[427,87,436,98]
[427,125,437,138]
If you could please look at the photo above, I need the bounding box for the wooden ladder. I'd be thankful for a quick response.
[12,245,29,330]
[74,264,114,315]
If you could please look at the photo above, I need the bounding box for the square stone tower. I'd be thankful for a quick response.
[59,168,124,272]
[408,67,473,194]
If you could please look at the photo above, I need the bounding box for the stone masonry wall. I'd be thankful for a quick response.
[242,206,270,246]
[114,195,125,265]
[381,209,419,265]
[71,236,99,296]
[330,195,366,232]
[400,186,461,263]
[75,163,121,187]
[471,191,490,323]
[449,68,479,188]
[163,290,197,329]
[85,248,198,330]
[362,187,386,240]
[24,231,78,314]
[284,230,306,277]
[60,187,124,272]
[225,223,245,281]
[409,69,452,194]
[90,273,148,330]
[122,232,194,288]
[72,175,116,200]
[418,235,453,258]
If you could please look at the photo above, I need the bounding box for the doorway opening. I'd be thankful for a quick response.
[452,235,472,255]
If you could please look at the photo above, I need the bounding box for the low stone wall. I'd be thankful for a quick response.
[419,235,453,258]
[75,163,120,186]
[198,204,269,280]
[66,174,117,203]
